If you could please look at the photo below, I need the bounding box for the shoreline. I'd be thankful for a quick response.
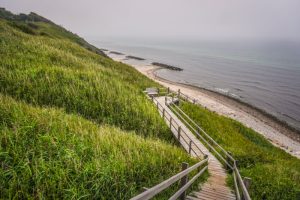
[107,53,300,158]
[152,67,300,139]
[139,65,300,158]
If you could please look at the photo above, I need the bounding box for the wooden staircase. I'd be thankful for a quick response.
[156,96,236,200]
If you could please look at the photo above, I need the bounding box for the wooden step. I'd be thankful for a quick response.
[156,96,236,200]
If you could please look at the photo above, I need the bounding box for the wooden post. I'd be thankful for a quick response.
[167,87,170,94]
[178,89,181,98]
[189,140,193,154]
[162,108,165,118]
[178,126,181,141]
[165,96,167,105]
[151,95,154,101]
[180,162,189,200]
[242,177,251,200]
[227,151,233,172]
[170,117,172,129]
[157,88,160,95]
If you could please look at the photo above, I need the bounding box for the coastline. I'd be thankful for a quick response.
[107,53,300,158]
[145,65,300,158]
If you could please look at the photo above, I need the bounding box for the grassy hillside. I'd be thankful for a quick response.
[0,16,174,140]
[178,101,300,200]
[0,94,198,199]
[0,9,203,199]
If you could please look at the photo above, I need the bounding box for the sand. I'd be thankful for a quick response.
[109,54,300,159]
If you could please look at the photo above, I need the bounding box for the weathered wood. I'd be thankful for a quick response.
[130,159,208,200]
[189,140,193,154]
[170,166,208,200]
[162,108,165,118]
[227,151,233,171]
[178,126,181,141]
[180,162,189,200]
[235,167,251,200]
[242,177,251,200]
[233,170,241,200]
[150,97,238,200]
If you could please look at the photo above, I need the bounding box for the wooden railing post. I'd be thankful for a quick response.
[178,89,181,98]
[242,177,251,200]
[227,151,233,172]
[189,140,193,154]
[157,88,160,95]
[167,87,170,94]
[178,126,181,140]
[180,162,189,200]
[151,95,154,101]
[170,117,173,129]
[162,108,165,118]
[165,96,167,105]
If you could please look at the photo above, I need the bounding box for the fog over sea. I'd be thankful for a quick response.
[91,37,300,131]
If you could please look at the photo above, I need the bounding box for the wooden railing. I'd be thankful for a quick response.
[165,90,251,200]
[130,94,210,200]
[130,158,209,200]
[151,96,206,159]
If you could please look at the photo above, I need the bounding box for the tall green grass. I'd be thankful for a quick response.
[0,19,173,141]
[178,101,300,200]
[0,94,198,199]
[0,14,207,199]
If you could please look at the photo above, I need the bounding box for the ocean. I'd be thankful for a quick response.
[89,37,300,131]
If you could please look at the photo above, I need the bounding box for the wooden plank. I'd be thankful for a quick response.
[153,97,237,200]
[130,159,208,200]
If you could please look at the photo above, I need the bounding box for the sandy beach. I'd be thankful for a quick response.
[109,54,300,158]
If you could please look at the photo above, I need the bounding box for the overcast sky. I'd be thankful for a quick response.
[1,0,300,41]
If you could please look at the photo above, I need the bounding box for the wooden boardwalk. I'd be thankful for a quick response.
[156,96,236,200]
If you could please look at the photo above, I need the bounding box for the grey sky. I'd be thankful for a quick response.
[1,0,300,40]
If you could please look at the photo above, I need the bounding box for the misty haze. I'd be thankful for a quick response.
[1,1,300,200]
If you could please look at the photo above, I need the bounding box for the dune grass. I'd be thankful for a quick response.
[0,19,174,141]
[0,14,209,199]
[0,94,200,199]
[178,101,300,200]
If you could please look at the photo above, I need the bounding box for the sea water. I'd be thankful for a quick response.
[90,37,300,131]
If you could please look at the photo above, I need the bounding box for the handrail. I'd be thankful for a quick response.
[130,158,209,200]
[169,166,208,200]
[170,101,235,163]
[168,103,233,169]
[151,97,205,158]
[164,91,251,200]
[235,167,251,200]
